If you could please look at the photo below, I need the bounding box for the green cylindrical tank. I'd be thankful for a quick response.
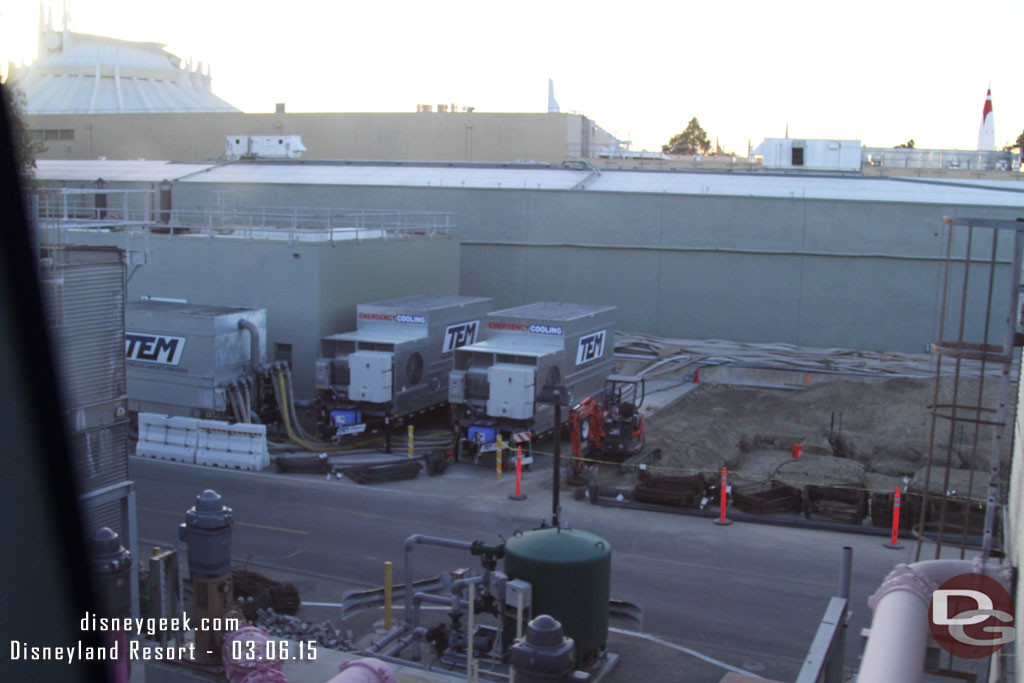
[504,527,611,663]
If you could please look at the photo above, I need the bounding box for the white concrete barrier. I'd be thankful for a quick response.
[195,420,269,471]
[136,414,269,470]
[136,413,199,463]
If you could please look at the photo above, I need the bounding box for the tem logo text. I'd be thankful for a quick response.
[442,321,479,353]
[125,333,186,366]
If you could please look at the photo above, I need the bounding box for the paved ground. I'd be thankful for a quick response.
[131,435,941,683]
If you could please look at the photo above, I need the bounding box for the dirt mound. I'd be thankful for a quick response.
[639,377,1009,487]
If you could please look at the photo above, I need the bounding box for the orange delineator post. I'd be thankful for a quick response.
[713,466,732,526]
[510,445,527,501]
[885,487,903,549]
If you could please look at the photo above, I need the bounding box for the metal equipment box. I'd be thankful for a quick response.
[315,295,492,435]
[487,364,536,420]
[450,301,616,459]
[348,351,394,403]
[126,301,267,417]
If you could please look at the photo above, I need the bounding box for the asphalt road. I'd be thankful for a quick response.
[132,454,919,681]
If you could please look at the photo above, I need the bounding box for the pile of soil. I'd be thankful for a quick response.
[634,376,1011,493]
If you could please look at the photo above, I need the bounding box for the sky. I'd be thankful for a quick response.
[1,0,1021,155]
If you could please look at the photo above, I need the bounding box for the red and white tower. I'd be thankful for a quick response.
[978,86,995,151]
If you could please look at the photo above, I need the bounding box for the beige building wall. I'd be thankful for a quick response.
[25,111,593,164]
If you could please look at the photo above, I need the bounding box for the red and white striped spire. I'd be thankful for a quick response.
[978,85,995,151]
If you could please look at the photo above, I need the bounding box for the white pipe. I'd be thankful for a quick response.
[858,559,1009,682]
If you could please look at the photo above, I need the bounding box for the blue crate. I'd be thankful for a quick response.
[331,409,362,426]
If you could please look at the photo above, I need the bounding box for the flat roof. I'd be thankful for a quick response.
[33,160,1024,207]
[456,337,561,358]
[360,295,491,311]
[492,301,616,322]
[324,327,427,344]
[36,160,214,182]
[127,300,259,317]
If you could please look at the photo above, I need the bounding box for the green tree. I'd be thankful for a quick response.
[1004,129,1024,151]
[1,78,45,186]
[662,118,712,155]
[894,139,915,149]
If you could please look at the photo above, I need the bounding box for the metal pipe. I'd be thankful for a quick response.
[226,383,242,423]
[467,582,476,683]
[239,377,253,424]
[236,319,262,375]
[552,397,562,528]
[825,547,853,683]
[364,623,409,654]
[381,627,428,658]
[384,561,393,630]
[859,559,1008,682]
[403,534,475,658]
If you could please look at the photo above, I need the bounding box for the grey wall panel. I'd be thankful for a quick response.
[797,257,944,351]
[524,192,665,246]
[112,180,1024,361]
[521,247,660,335]
[802,200,951,255]
[656,251,804,343]
[316,239,460,337]
[657,195,807,251]
[459,245,530,310]
[63,231,459,398]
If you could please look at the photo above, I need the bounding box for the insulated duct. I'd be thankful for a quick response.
[237,319,262,376]
[859,558,1011,682]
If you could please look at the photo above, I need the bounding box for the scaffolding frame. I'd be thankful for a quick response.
[915,216,1023,562]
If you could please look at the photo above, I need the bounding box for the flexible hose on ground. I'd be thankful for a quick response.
[227,383,245,424]
[283,365,319,442]
[272,370,357,452]
[614,332,1012,380]
[240,377,255,423]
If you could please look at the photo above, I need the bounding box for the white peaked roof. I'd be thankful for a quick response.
[8,15,238,114]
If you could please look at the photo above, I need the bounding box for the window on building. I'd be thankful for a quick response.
[792,147,804,166]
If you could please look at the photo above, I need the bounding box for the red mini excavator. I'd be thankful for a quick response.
[569,374,646,475]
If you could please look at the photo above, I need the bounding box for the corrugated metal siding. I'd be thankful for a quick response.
[71,423,129,492]
[82,500,124,538]
[40,247,129,499]
[44,251,126,409]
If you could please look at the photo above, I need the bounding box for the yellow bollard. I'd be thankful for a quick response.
[407,424,414,459]
[384,561,393,629]
[496,434,504,479]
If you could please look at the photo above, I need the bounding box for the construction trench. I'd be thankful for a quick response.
[583,369,1009,545]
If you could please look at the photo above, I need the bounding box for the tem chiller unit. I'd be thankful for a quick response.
[125,301,270,422]
[449,302,616,466]
[314,295,492,450]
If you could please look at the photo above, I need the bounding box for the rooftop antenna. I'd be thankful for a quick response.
[977,83,995,151]
[785,121,789,139]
